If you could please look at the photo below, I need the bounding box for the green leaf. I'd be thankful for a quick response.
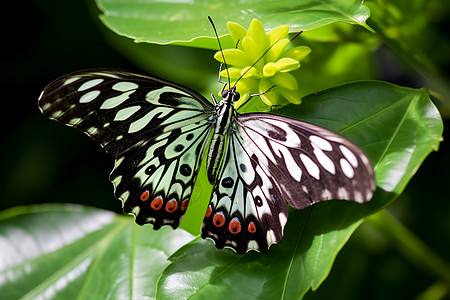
[93,1,375,100]
[95,0,371,48]
[0,205,194,299]
[157,81,443,299]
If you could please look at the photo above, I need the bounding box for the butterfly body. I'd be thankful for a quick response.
[39,70,375,254]
[206,88,238,184]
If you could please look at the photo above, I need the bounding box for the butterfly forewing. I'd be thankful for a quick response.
[38,70,215,229]
[238,114,375,208]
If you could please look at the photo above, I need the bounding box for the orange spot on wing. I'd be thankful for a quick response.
[213,212,225,227]
[205,205,212,218]
[165,199,178,213]
[228,218,241,234]
[248,222,256,233]
[151,196,163,210]
[181,199,189,211]
[140,190,150,201]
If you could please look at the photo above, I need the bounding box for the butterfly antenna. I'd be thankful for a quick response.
[290,30,303,42]
[235,30,304,87]
[208,16,231,89]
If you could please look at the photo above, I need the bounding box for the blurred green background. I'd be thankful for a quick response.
[1,0,449,299]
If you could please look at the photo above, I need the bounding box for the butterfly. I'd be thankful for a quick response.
[38,68,375,254]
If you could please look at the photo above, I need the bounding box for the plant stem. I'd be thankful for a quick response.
[366,210,450,284]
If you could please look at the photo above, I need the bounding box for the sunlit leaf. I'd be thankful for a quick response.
[96,0,371,48]
[0,205,194,299]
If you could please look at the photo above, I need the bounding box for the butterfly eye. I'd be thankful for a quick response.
[235,91,240,100]
[221,89,229,98]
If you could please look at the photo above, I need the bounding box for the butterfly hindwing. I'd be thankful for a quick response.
[111,119,212,228]
[39,70,215,229]
[202,112,375,253]
[202,127,288,253]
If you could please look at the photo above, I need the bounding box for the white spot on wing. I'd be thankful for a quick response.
[145,217,156,223]
[87,127,98,135]
[64,77,80,85]
[337,187,349,199]
[353,190,364,203]
[313,147,336,175]
[131,205,139,215]
[321,189,332,200]
[78,79,104,91]
[119,191,128,202]
[266,229,276,244]
[300,154,320,180]
[114,106,141,121]
[80,90,100,103]
[112,81,139,92]
[340,145,358,168]
[361,153,371,168]
[112,175,122,186]
[68,118,81,125]
[100,91,135,109]
[279,213,287,228]
[41,102,51,111]
[310,135,332,151]
[340,158,354,178]
[114,156,125,168]
[247,240,259,251]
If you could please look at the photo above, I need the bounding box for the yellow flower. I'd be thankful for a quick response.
[214,19,311,108]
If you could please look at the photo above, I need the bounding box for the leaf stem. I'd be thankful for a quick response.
[366,210,450,284]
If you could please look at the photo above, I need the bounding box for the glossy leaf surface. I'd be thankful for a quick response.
[96,0,370,48]
[0,205,194,299]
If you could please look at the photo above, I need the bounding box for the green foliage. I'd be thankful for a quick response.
[0,82,442,299]
[2,0,449,299]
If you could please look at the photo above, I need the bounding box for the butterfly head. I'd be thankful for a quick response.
[221,85,241,103]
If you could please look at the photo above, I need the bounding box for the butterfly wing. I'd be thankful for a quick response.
[38,70,215,229]
[201,125,288,253]
[202,112,375,253]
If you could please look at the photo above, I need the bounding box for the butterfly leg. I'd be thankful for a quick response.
[217,63,228,85]
[211,93,218,105]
